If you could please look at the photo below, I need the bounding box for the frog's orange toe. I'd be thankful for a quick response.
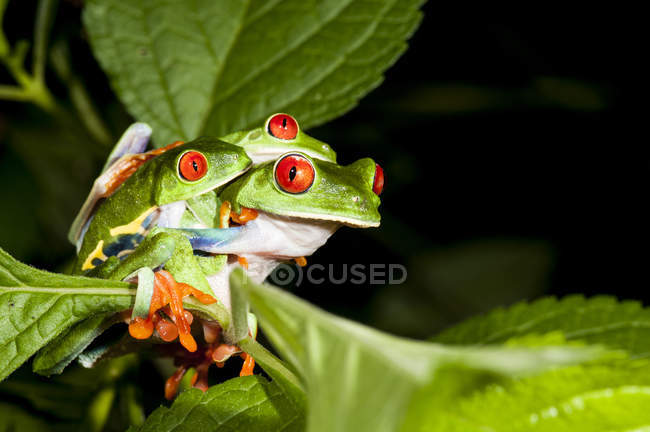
[156,271,197,352]
[239,353,255,377]
[129,317,154,339]
[191,363,211,392]
[155,318,179,342]
[179,333,198,353]
[212,344,240,362]
[231,207,258,224]
[165,365,188,400]
[180,283,217,305]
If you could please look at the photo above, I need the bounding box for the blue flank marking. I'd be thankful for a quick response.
[103,233,143,258]
[100,212,157,263]
[175,227,243,251]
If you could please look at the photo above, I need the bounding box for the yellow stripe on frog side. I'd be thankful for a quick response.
[82,240,107,271]
[109,206,157,237]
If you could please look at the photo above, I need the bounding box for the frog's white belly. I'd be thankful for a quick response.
[202,211,339,307]
[204,211,339,259]
[156,201,187,228]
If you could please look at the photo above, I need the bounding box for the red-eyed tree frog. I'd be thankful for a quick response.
[68,113,336,249]
[60,115,347,396]
[174,151,384,299]
[221,113,336,164]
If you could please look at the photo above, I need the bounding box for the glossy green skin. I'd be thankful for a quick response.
[90,229,223,298]
[220,153,381,227]
[55,125,341,363]
[75,117,341,277]
[73,138,251,275]
[221,120,336,163]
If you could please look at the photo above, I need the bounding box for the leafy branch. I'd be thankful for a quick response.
[0,246,228,382]
[0,0,112,146]
[0,0,56,111]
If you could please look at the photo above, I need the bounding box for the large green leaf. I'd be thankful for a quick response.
[400,360,650,432]
[134,375,304,432]
[32,313,119,376]
[433,295,650,358]
[0,246,228,381]
[229,270,604,432]
[83,0,425,145]
[0,246,135,381]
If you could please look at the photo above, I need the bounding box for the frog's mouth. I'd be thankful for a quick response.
[246,147,334,165]
[257,209,381,228]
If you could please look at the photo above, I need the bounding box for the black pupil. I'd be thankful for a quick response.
[289,166,296,181]
[282,118,287,129]
[192,160,198,172]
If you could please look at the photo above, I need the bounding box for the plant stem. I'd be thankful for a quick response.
[0,84,31,101]
[33,0,57,83]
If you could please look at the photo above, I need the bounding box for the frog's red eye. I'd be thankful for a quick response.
[267,114,298,140]
[373,163,384,195]
[178,151,208,181]
[275,154,314,194]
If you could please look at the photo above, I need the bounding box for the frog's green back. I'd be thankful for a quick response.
[73,138,251,274]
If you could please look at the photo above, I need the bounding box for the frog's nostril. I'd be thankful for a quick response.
[373,163,384,196]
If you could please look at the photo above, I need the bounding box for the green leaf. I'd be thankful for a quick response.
[401,360,650,432]
[433,295,650,358]
[0,246,135,382]
[83,0,425,145]
[229,270,605,432]
[134,375,304,432]
[239,339,306,411]
[0,246,233,380]
[32,313,120,376]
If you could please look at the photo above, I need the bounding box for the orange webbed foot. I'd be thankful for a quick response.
[160,323,257,399]
[230,206,258,225]
[128,270,217,352]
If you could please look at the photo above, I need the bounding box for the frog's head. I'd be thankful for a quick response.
[221,152,382,227]
[153,137,252,205]
[220,114,337,164]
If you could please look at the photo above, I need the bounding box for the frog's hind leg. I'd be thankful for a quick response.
[162,322,257,399]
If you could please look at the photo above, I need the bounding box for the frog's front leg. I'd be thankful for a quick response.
[86,231,175,281]
[146,228,259,395]
[94,229,256,398]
